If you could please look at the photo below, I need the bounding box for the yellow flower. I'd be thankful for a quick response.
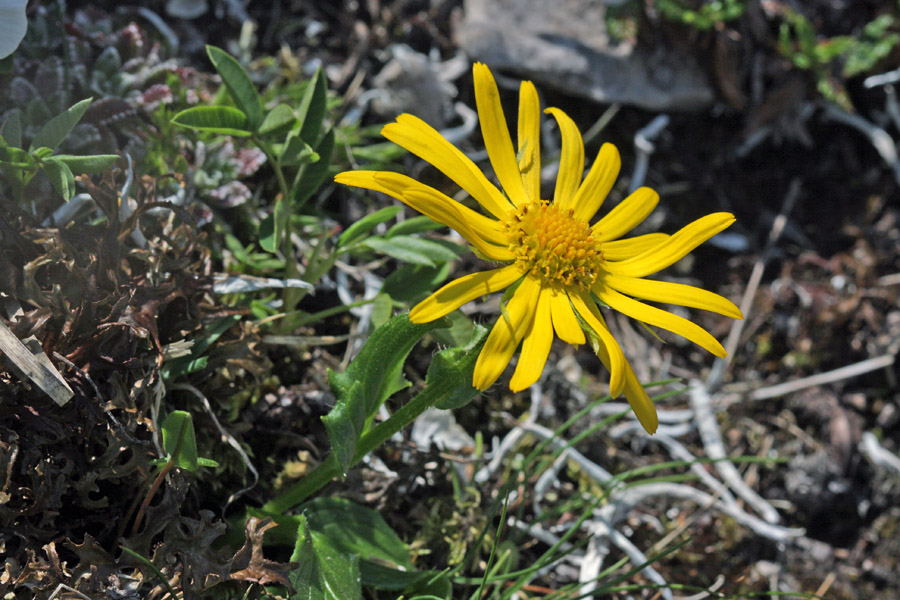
[336,63,742,434]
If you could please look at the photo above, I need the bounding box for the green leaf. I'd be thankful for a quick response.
[381,263,451,305]
[301,497,413,576]
[430,309,476,349]
[274,193,291,247]
[41,157,76,201]
[322,314,446,474]
[431,324,487,410]
[290,514,362,600]
[279,131,318,167]
[1,110,23,149]
[297,67,327,146]
[259,194,289,253]
[30,98,93,153]
[362,235,460,267]
[160,411,202,471]
[357,564,436,591]
[292,127,335,205]
[171,106,251,137]
[267,497,443,593]
[370,292,393,329]
[337,205,403,249]
[0,144,31,167]
[385,215,444,238]
[258,103,298,136]
[259,214,277,253]
[206,45,264,130]
[52,154,119,174]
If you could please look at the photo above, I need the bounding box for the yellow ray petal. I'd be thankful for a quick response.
[381,114,511,219]
[571,143,621,222]
[594,283,727,357]
[409,265,523,323]
[569,293,626,397]
[549,287,585,345]
[602,212,736,278]
[335,171,513,261]
[602,233,669,261]
[604,274,743,319]
[473,276,541,390]
[545,107,584,210]
[593,187,659,242]
[593,343,658,434]
[402,189,514,261]
[473,63,529,207]
[510,286,553,391]
[517,80,541,202]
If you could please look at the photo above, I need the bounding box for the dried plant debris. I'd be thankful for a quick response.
[0,167,274,597]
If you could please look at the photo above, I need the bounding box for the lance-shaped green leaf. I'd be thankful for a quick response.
[259,194,290,253]
[385,215,443,238]
[258,103,297,137]
[362,235,460,267]
[0,143,31,168]
[322,314,447,474]
[301,497,413,581]
[279,131,318,166]
[41,157,75,201]
[52,154,119,174]
[206,45,264,130]
[337,205,402,249]
[290,514,362,600]
[253,498,439,592]
[1,110,23,148]
[30,98,92,153]
[296,66,327,146]
[157,410,219,471]
[171,106,251,137]
[382,263,451,305]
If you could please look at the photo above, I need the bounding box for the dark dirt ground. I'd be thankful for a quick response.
[2,1,900,598]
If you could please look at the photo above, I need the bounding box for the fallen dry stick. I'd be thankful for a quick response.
[0,320,73,406]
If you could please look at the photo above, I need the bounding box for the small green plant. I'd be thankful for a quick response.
[172,45,335,316]
[0,98,118,202]
[778,9,900,109]
[130,410,219,537]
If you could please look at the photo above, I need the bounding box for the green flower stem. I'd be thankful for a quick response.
[255,136,301,316]
[255,136,292,202]
[262,375,456,514]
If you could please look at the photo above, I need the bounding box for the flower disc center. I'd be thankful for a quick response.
[503,201,603,290]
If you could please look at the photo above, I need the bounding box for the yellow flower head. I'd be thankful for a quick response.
[336,63,743,434]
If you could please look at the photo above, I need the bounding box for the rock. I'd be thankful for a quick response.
[371,45,468,128]
[457,0,714,111]
[411,407,475,452]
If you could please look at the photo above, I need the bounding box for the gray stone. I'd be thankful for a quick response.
[458,0,714,111]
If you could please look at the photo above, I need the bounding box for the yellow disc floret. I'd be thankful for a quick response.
[503,201,604,290]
